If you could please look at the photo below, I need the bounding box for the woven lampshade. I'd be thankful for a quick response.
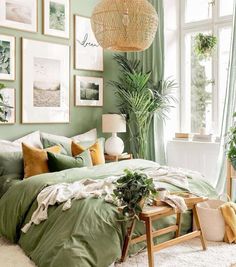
[91,0,158,52]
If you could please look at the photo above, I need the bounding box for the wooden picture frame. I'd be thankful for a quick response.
[75,76,103,107]
[74,15,103,71]
[43,0,70,39]
[22,38,70,124]
[0,34,15,81]
[0,88,16,124]
[0,0,38,32]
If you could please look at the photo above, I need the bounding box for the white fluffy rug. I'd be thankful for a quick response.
[0,237,236,267]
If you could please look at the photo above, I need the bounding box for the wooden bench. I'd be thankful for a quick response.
[121,196,208,267]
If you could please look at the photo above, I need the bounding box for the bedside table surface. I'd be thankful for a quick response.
[104,153,133,161]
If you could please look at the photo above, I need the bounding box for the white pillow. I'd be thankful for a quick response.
[0,140,21,152]
[71,129,97,142]
[13,131,43,149]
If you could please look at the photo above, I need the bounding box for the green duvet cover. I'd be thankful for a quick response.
[0,159,217,267]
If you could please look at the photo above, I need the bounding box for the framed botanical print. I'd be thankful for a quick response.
[0,88,15,124]
[0,0,37,32]
[75,76,103,107]
[43,0,70,39]
[22,38,70,124]
[0,34,15,80]
[74,15,103,71]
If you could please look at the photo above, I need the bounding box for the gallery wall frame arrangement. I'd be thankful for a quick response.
[0,34,15,81]
[74,15,104,71]
[0,88,16,124]
[0,0,38,33]
[75,76,103,107]
[43,0,70,39]
[22,38,70,124]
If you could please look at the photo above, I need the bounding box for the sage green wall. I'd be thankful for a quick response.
[0,0,120,141]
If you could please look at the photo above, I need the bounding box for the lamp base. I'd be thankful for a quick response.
[105,133,124,156]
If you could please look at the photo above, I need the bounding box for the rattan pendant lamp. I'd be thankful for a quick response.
[91,0,159,52]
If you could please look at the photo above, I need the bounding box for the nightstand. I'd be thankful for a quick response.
[104,153,133,162]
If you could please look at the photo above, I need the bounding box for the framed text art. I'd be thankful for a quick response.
[75,76,103,107]
[0,34,15,81]
[0,88,15,124]
[22,39,70,124]
[0,0,38,32]
[74,15,103,71]
[43,0,70,39]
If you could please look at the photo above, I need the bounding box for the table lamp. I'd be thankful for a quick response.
[102,114,126,156]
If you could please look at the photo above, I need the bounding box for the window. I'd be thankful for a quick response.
[180,0,233,135]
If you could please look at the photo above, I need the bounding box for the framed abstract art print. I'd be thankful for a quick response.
[75,76,103,107]
[43,0,70,39]
[0,0,37,32]
[0,34,15,80]
[22,39,70,123]
[0,88,15,124]
[74,15,103,71]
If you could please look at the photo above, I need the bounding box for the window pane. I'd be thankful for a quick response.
[219,0,234,17]
[184,32,213,133]
[185,0,212,23]
[218,27,232,132]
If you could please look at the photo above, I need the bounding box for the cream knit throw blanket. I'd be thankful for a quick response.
[22,166,197,233]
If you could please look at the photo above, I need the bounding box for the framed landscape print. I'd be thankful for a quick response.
[74,15,103,71]
[75,76,103,107]
[0,0,37,32]
[22,39,70,124]
[0,35,15,80]
[0,88,15,124]
[43,0,70,39]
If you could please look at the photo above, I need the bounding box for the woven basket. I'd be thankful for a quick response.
[91,0,158,52]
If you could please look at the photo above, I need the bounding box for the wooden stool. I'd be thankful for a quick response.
[121,196,208,267]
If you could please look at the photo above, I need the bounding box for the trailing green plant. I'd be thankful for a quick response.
[113,169,156,219]
[109,54,177,159]
[194,33,217,59]
[0,83,12,123]
[226,112,236,170]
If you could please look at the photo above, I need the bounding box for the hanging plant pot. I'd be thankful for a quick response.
[194,33,217,59]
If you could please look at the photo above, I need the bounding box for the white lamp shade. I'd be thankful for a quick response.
[102,114,126,133]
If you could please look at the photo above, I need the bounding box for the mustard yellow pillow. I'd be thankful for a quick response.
[71,141,105,165]
[22,143,61,178]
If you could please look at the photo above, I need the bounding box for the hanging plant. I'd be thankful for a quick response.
[194,33,217,59]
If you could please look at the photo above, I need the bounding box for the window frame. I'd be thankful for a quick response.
[180,0,233,134]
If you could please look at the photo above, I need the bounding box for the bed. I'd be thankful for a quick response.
[0,159,217,267]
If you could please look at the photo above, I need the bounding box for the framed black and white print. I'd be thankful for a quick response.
[0,88,15,124]
[74,15,103,71]
[75,76,103,107]
[0,34,15,80]
[0,0,37,32]
[43,0,70,39]
[22,39,70,124]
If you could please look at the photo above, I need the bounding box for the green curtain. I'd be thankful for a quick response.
[216,2,236,194]
[126,0,166,164]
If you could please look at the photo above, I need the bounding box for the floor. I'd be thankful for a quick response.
[0,237,235,267]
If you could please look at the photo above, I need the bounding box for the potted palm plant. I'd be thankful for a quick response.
[109,54,177,159]
[113,169,156,219]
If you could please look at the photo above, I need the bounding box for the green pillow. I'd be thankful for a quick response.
[41,133,71,155]
[0,152,24,176]
[47,150,93,172]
